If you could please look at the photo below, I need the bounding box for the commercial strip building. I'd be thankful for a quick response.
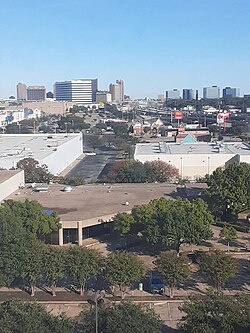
[135,142,250,180]
[54,79,98,104]
[0,133,83,175]
[7,183,206,245]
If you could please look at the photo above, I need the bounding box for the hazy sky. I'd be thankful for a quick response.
[1,0,250,99]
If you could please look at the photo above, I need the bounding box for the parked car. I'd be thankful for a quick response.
[150,271,164,294]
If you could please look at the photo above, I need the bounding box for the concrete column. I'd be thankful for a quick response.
[58,223,64,246]
[77,221,83,246]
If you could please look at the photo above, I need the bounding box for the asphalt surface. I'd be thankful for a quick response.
[67,146,119,182]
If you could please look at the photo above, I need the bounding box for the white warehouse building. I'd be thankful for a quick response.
[135,142,250,180]
[0,134,83,175]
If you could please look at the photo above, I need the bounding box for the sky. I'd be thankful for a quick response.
[0,0,250,99]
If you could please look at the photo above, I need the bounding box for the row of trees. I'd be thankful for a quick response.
[103,160,180,183]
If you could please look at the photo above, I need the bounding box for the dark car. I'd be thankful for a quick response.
[150,271,164,294]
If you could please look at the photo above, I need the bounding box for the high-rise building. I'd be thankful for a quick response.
[16,82,27,100]
[222,87,240,98]
[183,89,197,100]
[109,79,124,103]
[96,91,112,103]
[166,89,180,99]
[54,79,98,104]
[203,86,220,99]
[27,86,46,101]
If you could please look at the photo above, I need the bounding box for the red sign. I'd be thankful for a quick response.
[174,111,183,120]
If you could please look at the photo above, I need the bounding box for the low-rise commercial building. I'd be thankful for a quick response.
[135,142,250,180]
[0,133,83,175]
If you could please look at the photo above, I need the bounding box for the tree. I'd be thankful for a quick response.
[19,239,44,296]
[2,199,58,236]
[145,160,180,182]
[67,247,102,296]
[199,250,237,290]
[43,246,66,296]
[219,225,238,252]
[82,302,162,333]
[132,197,213,254]
[178,290,250,333]
[205,163,250,219]
[113,212,135,235]
[17,158,53,183]
[105,251,145,299]
[156,251,189,298]
[87,134,101,150]
[0,300,75,333]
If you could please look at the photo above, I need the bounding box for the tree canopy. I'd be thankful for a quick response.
[129,197,213,253]
[81,302,162,333]
[156,251,189,298]
[178,291,250,333]
[17,158,53,183]
[219,225,238,252]
[0,300,75,333]
[205,162,250,218]
[199,250,237,290]
[105,251,145,299]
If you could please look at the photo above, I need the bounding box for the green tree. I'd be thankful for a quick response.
[132,198,213,254]
[43,246,66,296]
[105,251,145,299]
[199,250,237,290]
[19,239,44,296]
[156,251,189,298]
[67,247,102,296]
[82,302,161,333]
[113,212,134,235]
[0,300,75,333]
[2,199,58,236]
[205,163,250,219]
[17,158,53,183]
[219,225,238,252]
[178,290,250,333]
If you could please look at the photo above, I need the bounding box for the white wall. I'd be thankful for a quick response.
[0,170,25,202]
[135,152,250,180]
[41,134,83,174]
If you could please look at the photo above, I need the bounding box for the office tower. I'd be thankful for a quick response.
[27,86,46,101]
[166,89,180,99]
[109,79,124,103]
[96,91,112,103]
[203,86,220,99]
[46,91,54,99]
[182,89,197,100]
[54,79,98,104]
[222,87,240,98]
[16,82,27,100]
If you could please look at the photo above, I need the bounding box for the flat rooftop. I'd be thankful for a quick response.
[135,142,250,156]
[7,183,207,222]
[0,134,80,162]
[0,170,21,183]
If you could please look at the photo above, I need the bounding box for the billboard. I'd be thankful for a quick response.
[217,112,230,124]
[174,111,183,120]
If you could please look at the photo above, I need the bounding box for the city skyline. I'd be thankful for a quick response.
[1,0,250,99]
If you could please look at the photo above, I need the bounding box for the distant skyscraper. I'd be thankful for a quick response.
[109,79,124,103]
[16,82,27,100]
[27,86,46,101]
[222,87,240,98]
[203,86,220,99]
[183,89,197,100]
[166,89,180,99]
[54,79,98,104]
[46,91,54,99]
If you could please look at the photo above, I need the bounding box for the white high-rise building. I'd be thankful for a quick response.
[166,89,180,99]
[54,79,98,104]
[109,79,124,103]
[203,86,220,99]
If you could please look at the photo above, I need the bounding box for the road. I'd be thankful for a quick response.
[67,146,119,182]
